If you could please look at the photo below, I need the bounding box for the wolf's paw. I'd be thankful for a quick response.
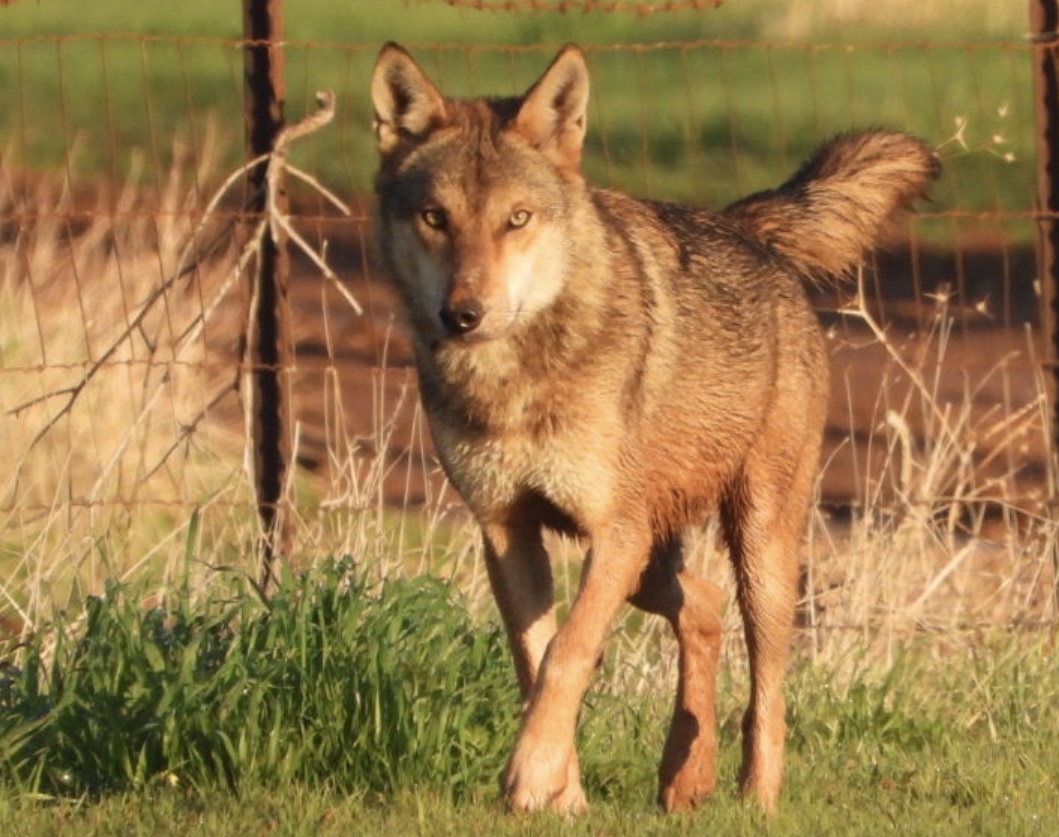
[503,745,587,816]
[659,775,713,813]
[658,732,717,812]
[738,757,783,816]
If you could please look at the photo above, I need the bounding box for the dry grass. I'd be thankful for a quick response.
[0,141,249,628]
[0,135,1055,679]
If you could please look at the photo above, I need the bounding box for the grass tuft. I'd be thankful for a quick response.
[0,560,517,800]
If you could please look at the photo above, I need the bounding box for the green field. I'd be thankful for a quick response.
[0,0,1036,213]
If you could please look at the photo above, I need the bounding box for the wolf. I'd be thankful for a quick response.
[369,42,938,815]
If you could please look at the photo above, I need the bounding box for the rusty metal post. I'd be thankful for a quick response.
[1033,0,1059,412]
[243,0,292,593]
[1031,0,1059,613]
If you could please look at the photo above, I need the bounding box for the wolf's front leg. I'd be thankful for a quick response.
[481,519,585,811]
[502,518,651,814]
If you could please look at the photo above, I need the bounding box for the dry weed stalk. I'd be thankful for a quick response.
[800,270,1057,669]
[0,91,362,631]
[0,137,246,631]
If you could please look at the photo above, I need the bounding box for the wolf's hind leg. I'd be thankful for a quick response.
[722,442,817,814]
[629,535,724,812]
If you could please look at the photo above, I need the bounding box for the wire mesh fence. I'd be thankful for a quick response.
[0,1,1054,639]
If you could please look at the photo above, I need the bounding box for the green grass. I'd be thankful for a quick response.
[0,0,1036,218]
[1,782,1054,837]
[0,560,518,799]
[0,561,1056,835]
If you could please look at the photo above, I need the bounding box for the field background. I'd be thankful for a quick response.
[1,1,1057,834]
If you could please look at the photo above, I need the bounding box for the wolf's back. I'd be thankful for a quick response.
[724,131,939,281]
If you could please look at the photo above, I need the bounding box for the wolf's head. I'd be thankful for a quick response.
[371,43,591,347]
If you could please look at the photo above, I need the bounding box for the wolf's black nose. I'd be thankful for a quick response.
[440,299,484,335]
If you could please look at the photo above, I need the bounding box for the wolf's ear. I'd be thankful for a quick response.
[514,44,589,175]
[371,42,447,158]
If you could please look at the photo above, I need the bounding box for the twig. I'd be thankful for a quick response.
[265,91,362,316]
[9,89,355,479]
[840,266,959,448]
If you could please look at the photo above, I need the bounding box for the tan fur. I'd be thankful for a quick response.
[370,42,939,815]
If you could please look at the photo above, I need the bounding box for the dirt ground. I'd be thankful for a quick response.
[282,221,1052,520]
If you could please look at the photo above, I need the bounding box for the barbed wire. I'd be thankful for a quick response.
[437,0,723,14]
[0,29,1048,573]
[0,208,1049,224]
[0,33,1033,52]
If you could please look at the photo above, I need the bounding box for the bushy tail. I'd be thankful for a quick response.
[724,130,940,281]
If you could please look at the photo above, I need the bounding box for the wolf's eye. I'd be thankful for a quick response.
[508,209,533,229]
[421,208,447,230]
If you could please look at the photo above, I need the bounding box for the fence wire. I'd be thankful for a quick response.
[0,9,1054,635]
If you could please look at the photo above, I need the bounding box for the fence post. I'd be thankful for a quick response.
[243,0,292,593]
[1031,0,1059,613]
[1032,2,1059,451]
